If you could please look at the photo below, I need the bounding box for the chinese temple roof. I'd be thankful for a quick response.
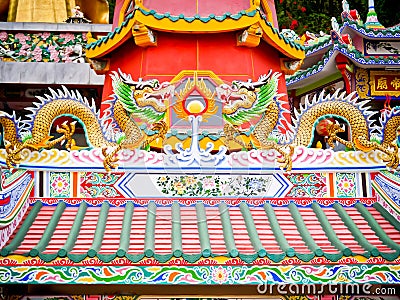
[86,1,304,60]
[2,197,400,265]
[286,17,400,89]
[287,46,400,89]
[303,20,400,58]
[1,168,400,285]
[285,0,400,90]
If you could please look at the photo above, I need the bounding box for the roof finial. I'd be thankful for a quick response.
[365,0,384,29]
[368,0,375,10]
[342,0,350,13]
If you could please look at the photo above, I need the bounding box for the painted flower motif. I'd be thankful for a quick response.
[337,176,355,194]
[15,33,31,43]
[249,179,262,190]
[157,175,272,197]
[19,43,30,51]
[203,177,215,190]
[0,31,8,41]
[211,266,229,284]
[220,182,231,194]
[59,33,75,44]
[64,46,74,56]
[32,46,43,62]
[173,181,184,190]
[51,175,69,194]
[184,175,197,186]
[40,32,51,39]
[48,45,60,62]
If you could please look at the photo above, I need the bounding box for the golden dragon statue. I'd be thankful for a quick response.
[217,71,400,171]
[0,70,174,171]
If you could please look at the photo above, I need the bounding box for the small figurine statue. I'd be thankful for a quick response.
[342,0,350,13]
[72,6,84,18]
[65,5,91,23]
[331,17,340,32]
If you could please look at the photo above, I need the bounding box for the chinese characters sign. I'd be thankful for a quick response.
[370,71,400,97]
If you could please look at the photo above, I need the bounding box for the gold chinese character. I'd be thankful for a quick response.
[377,77,388,90]
[391,77,400,90]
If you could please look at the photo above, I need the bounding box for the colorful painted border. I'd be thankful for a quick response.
[0,264,399,284]
[30,197,377,208]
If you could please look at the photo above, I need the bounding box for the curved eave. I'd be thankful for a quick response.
[134,8,258,33]
[304,39,332,57]
[287,45,400,90]
[341,20,400,39]
[87,14,136,58]
[87,9,304,60]
[259,20,304,60]
[286,49,339,90]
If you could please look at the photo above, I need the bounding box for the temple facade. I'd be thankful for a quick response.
[0,0,399,299]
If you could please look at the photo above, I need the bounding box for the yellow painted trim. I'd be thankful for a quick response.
[258,21,305,60]
[260,0,274,25]
[165,70,224,137]
[370,70,400,97]
[170,70,224,85]
[88,7,304,60]
[118,0,132,27]
[134,9,257,33]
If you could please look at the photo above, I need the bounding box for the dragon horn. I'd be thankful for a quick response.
[255,70,273,86]
[118,68,137,87]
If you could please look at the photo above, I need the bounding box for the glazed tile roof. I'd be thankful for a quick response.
[304,36,331,56]
[286,16,400,88]
[343,19,400,38]
[2,199,400,264]
[86,6,304,59]
[286,45,400,87]
[303,21,400,57]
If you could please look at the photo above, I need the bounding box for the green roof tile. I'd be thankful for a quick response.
[2,199,400,264]
[88,201,109,257]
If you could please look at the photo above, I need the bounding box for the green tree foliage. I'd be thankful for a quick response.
[108,0,116,23]
[274,0,400,35]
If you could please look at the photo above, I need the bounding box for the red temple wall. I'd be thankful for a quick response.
[101,31,290,127]
[102,32,286,95]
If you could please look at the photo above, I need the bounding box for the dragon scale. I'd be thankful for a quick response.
[0,116,20,146]
[252,100,280,147]
[109,100,144,148]
[290,101,370,147]
[30,99,116,148]
[381,114,400,148]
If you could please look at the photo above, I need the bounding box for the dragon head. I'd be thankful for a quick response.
[117,69,175,112]
[134,81,175,112]
[217,72,273,115]
[216,84,258,115]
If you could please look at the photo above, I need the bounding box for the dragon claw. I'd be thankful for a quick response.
[102,145,122,172]
[382,147,399,170]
